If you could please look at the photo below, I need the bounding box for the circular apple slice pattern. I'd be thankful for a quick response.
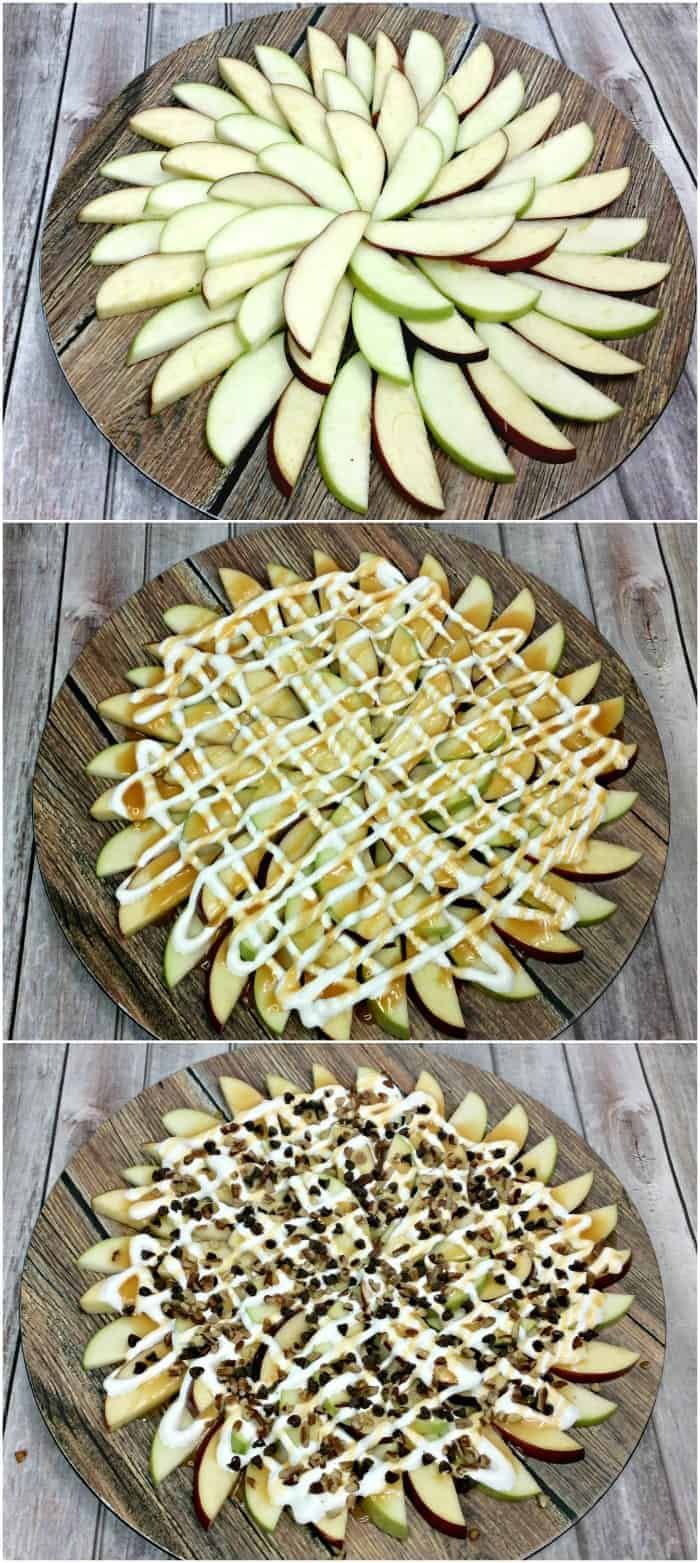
[86,546,642,1041]
[78,1064,638,1546]
[79,25,671,513]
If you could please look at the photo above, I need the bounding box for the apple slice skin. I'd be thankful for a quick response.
[405,312,487,363]
[468,356,576,464]
[493,1421,584,1463]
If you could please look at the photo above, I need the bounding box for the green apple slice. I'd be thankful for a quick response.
[490,121,594,188]
[373,125,443,219]
[151,321,244,413]
[259,141,357,212]
[476,322,622,421]
[413,349,515,483]
[457,69,525,150]
[96,252,205,317]
[450,1089,488,1141]
[203,247,300,308]
[206,332,291,466]
[352,292,410,383]
[518,269,660,337]
[209,934,246,1026]
[269,377,324,497]
[317,352,372,512]
[417,257,539,321]
[516,1133,558,1182]
[90,221,164,264]
[512,310,642,375]
[373,375,444,512]
[206,203,333,265]
[326,110,386,210]
[351,241,452,320]
[558,217,648,254]
[556,1382,618,1425]
[161,141,256,180]
[159,200,240,253]
[534,250,670,293]
[284,210,367,354]
[363,1485,408,1539]
[368,214,513,256]
[84,1314,156,1370]
[79,187,153,224]
[163,912,217,987]
[238,267,289,347]
[130,106,216,147]
[471,220,565,271]
[420,93,459,163]
[522,166,631,219]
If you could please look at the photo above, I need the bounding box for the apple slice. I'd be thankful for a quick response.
[326,110,386,211]
[203,247,301,307]
[363,1486,408,1539]
[476,322,622,421]
[485,1102,528,1149]
[217,55,289,126]
[417,258,540,321]
[534,251,670,293]
[377,68,419,168]
[151,321,244,412]
[413,349,515,483]
[451,1089,488,1141]
[160,200,240,253]
[414,177,535,221]
[79,187,153,224]
[558,217,648,254]
[206,205,334,265]
[96,252,205,317]
[286,275,353,391]
[458,69,525,150]
[522,166,631,218]
[90,221,164,264]
[219,1073,263,1113]
[421,93,459,162]
[421,129,508,204]
[350,242,451,319]
[211,171,311,207]
[491,121,594,189]
[268,377,324,496]
[504,92,561,161]
[444,41,494,117]
[373,31,402,117]
[258,142,357,211]
[373,126,443,220]
[545,839,641,880]
[306,24,345,104]
[405,308,487,362]
[238,267,290,347]
[513,311,642,375]
[208,933,245,1026]
[368,214,513,256]
[325,67,371,119]
[468,354,575,463]
[215,111,295,152]
[405,28,445,108]
[100,149,178,186]
[129,106,216,147]
[556,1382,618,1425]
[494,1418,583,1463]
[512,271,660,338]
[161,141,255,180]
[206,331,292,465]
[173,81,240,119]
[494,916,582,962]
[408,951,465,1031]
[273,83,339,164]
[406,1462,466,1537]
[471,220,564,271]
[554,1341,639,1383]
[145,177,218,215]
[353,292,410,382]
[373,376,444,512]
[255,42,312,93]
[317,352,372,511]
[347,32,374,104]
[284,210,367,354]
[193,1416,237,1528]
[473,1430,541,1500]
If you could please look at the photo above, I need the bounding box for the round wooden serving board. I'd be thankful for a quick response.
[32,524,670,1042]
[21,1045,665,1561]
[41,5,695,521]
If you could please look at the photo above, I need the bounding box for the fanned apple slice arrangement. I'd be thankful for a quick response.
[78,1064,638,1545]
[77,25,670,512]
[86,546,641,1039]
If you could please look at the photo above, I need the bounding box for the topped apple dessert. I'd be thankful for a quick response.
[78,24,670,512]
[86,546,641,1039]
[78,1063,638,1545]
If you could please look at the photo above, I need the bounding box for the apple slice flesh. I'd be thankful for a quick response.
[420,93,459,162]
[413,349,515,483]
[206,204,333,265]
[414,177,535,221]
[79,187,153,224]
[317,352,372,513]
[96,252,204,317]
[468,354,575,463]
[418,258,540,322]
[273,82,339,163]
[534,251,670,293]
[405,308,486,362]
[326,110,386,211]
[450,1089,488,1141]
[421,130,508,204]
[215,112,295,153]
[209,935,246,1025]
[350,241,451,320]
[512,271,659,338]
[258,142,357,212]
[554,1341,639,1382]
[217,55,288,126]
[161,141,255,180]
[444,41,494,117]
[367,214,513,256]
[307,24,345,105]
[206,332,292,466]
[286,275,353,392]
[173,81,240,119]
[523,166,631,218]
[405,28,445,108]
[495,1418,583,1463]
[373,125,443,219]
[269,377,324,496]
[90,221,164,265]
[406,1463,466,1537]
[471,219,564,271]
[255,42,312,94]
[325,67,371,119]
[284,210,367,354]
[203,247,300,307]
[347,32,374,104]
[353,292,411,383]
[490,121,594,188]
[159,201,239,253]
[476,322,622,422]
[558,217,648,254]
[377,68,419,169]
[211,171,311,207]
[100,150,178,186]
[129,106,216,147]
[457,69,525,150]
[373,31,402,117]
[373,376,444,512]
[505,92,561,160]
[513,311,642,375]
[238,267,290,347]
[151,322,244,412]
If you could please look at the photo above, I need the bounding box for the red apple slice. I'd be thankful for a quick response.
[534,251,671,294]
[372,31,402,118]
[542,839,641,881]
[284,209,367,354]
[373,125,443,219]
[522,167,631,219]
[325,68,371,119]
[494,1418,584,1463]
[420,129,508,204]
[258,141,358,211]
[504,92,561,160]
[405,1463,466,1538]
[443,41,494,118]
[490,122,594,189]
[554,1341,639,1383]
[193,1415,237,1528]
[377,68,419,167]
[211,170,310,207]
[286,275,353,392]
[558,217,648,254]
[476,322,622,422]
[484,1102,528,1150]
[373,376,444,512]
[367,214,513,256]
[413,176,535,221]
[346,32,374,105]
[405,28,446,108]
[470,219,565,271]
[306,24,345,105]
[269,377,324,497]
[468,354,576,464]
[457,68,525,150]
[405,309,487,362]
[326,109,386,210]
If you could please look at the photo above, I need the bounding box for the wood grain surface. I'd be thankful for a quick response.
[31,524,670,1043]
[38,4,695,522]
[20,1044,666,1561]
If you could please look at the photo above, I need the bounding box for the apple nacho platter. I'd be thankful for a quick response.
[32,525,669,1042]
[41,6,694,521]
[20,1046,665,1560]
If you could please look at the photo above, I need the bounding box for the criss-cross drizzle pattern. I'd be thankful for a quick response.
[88,548,641,1038]
[79,26,670,513]
[78,1067,637,1543]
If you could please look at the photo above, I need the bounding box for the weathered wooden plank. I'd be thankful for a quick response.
[638,1041,697,1232]
[656,522,697,683]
